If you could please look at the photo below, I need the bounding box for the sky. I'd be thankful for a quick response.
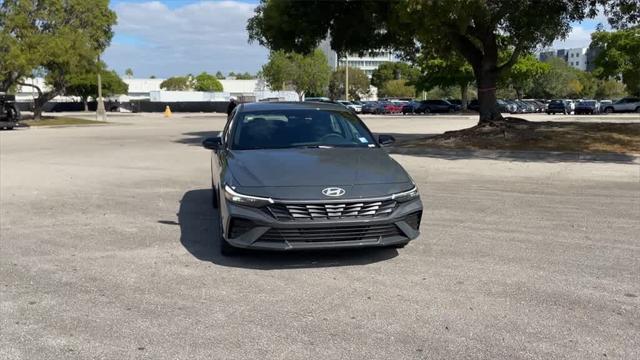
[103,0,608,78]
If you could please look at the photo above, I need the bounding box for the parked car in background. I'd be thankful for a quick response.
[304,97,331,102]
[381,101,403,114]
[598,100,612,113]
[362,101,386,114]
[0,93,20,130]
[575,100,600,115]
[468,99,480,112]
[601,97,640,113]
[337,100,362,113]
[419,99,460,113]
[401,101,422,114]
[564,99,576,114]
[547,99,570,114]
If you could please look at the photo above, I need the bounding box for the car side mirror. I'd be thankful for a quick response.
[378,134,395,146]
[202,136,222,150]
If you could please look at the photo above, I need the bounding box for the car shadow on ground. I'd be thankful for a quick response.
[176,189,399,270]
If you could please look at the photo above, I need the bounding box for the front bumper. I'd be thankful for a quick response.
[220,197,423,251]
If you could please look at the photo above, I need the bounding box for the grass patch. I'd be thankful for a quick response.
[21,116,107,127]
[397,119,640,155]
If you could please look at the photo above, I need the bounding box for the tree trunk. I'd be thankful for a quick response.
[476,69,503,124]
[515,88,522,100]
[297,90,305,101]
[83,98,89,112]
[460,83,469,110]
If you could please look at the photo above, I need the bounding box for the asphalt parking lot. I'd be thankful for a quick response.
[1,113,639,359]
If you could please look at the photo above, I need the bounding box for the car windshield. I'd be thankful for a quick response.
[579,101,596,106]
[231,109,376,150]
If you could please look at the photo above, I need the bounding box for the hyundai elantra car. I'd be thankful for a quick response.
[203,101,422,255]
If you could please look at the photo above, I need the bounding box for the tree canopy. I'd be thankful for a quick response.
[193,72,224,91]
[0,0,116,119]
[415,55,474,108]
[328,66,370,100]
[67,67,128,111]
[160,77,191,91]
[380,79,415,99]
[370,62,419,90]
[590,26,640,96]
[261,49,331,100]
[502,55,551,99]
[248,0,638,123]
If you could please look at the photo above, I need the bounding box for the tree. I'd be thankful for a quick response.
[193,72,223,91]
[502,55,551,99]
[215,71,225,79]
[328,66,370,100]
[236,72,255,80]
[1,0,116,120]
[150,75,157,79]
[594,79,628,99]
[160,76,191,91]
[370,62,419,90]
[415,55,474,109]
[67,67,128,111]
[248,0,638,124]
[380,79,414,99]
[261,49,331,100]
[590,26,640,96]
[125,68,134,78]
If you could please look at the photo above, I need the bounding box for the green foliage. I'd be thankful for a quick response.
[415,55,474,106]
[380,79,414,98]
[502,55,551,99]
[370,62,419,90]
[215,71,225,79]
[193,72,223,91]
[67,67,128,102]
[261,49,331,99]
[328,66,370,100]
[124,68,134,78]
[235,72,255,80]
[594,79,628,99]
[0,0,116,119]
[150,75,157,79]
[248,0,638,122]
[160,76,191,91]
[591,26,640,96]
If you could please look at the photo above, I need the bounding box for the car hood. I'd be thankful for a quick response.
[226,148,413,200]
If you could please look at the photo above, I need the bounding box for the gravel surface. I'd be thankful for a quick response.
[1,113,638,359]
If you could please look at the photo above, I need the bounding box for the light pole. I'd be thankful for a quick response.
[96,56,106,121]
[344,55,349,101]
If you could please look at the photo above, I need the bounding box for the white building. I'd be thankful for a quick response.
[566,48,587,71]
[538,47,589,71]
[320,38,397,78]
[14,77,299,103]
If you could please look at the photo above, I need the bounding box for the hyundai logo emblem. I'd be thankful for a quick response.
[322,187,346,197]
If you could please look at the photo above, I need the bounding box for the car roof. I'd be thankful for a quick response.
[239,101,348,112]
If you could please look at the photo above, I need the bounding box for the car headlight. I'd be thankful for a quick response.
[391,186,419,202]
[224,185,274,207]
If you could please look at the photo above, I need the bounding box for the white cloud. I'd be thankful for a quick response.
[552,25,593,49]
[103,1,268,77]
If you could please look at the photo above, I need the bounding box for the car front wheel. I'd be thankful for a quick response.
[604,107,614,114]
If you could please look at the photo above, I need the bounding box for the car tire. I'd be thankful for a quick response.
[604,107,613,114]
[424,107,431,113]
[635,107,640,113]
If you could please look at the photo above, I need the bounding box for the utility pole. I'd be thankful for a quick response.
[345,55,349,101]
[96,56,106,121]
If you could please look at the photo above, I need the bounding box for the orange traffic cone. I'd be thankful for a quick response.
[164,106,172,118]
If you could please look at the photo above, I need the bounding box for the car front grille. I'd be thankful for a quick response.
[267,200,397,220]
[258,223,403,243]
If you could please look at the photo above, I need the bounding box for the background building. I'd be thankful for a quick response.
[538,47,596,72]
[320,38,397,78]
